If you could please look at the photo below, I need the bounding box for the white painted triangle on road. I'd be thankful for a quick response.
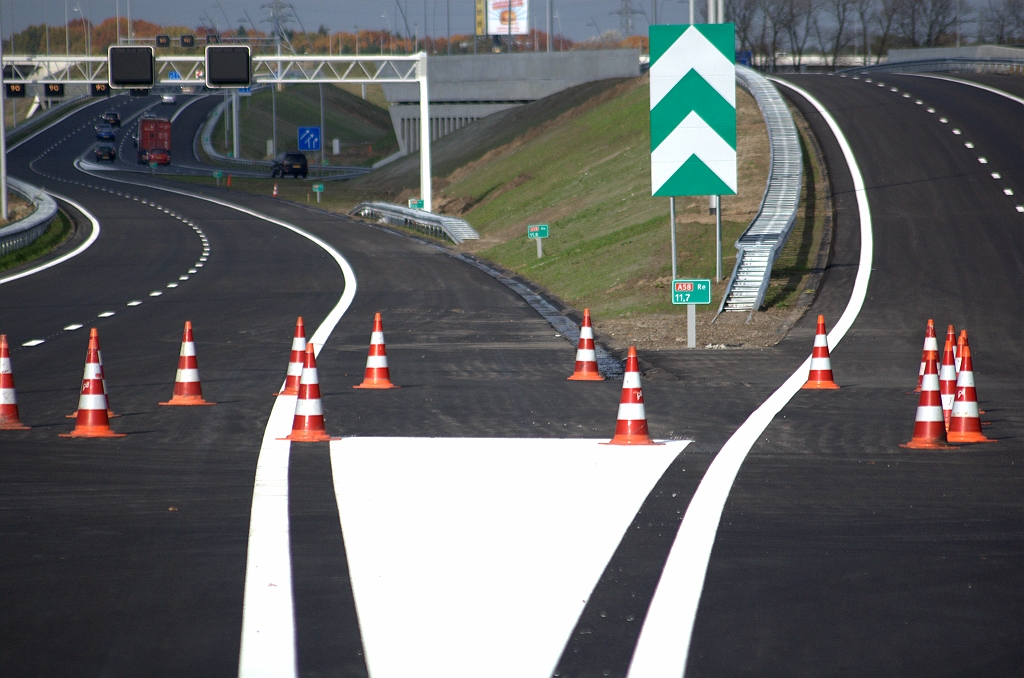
[650,27,736,109]
[330,437,689,678]
[651,111,738,194]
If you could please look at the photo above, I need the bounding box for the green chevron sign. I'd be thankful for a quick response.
[649,24,736,197]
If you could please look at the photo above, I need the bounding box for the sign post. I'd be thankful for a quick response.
[671,279,711,348]
[527,224,549,258]
[312,183,324,203]
[213,170,223,186]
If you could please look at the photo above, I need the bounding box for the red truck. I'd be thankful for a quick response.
[137,117,171,165]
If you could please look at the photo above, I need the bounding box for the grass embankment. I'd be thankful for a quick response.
[0,210,74,273]
[207,84,397,165]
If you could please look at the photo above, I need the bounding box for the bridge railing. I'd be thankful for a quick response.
[839,57,1024,75]
[0,177,59,257]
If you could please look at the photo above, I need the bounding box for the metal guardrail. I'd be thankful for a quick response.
[349,202,480,245]
[0,177,59,257]
[717,66,803,316]
[839,57,1024,75]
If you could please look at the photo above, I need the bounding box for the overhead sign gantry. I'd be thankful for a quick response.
[1,52,435,211]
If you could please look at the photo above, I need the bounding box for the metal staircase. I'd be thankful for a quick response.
[718,66,803,315]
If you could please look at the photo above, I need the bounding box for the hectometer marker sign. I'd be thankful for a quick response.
[649,24,736,197]
[671,279,711,305]
[527,224,549,239]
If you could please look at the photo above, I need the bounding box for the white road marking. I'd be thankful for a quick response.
[331,437,688,678]
[64,324,84,331]
[625,78,875,677]
[127,301,142,306]
[910,73,1024,106]
[21,339,45,347]
[97,311,115,318]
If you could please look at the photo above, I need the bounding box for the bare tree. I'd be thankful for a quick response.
[853,0,876,63]
[733,0,763,52]
[816,0,855,67]
[874,0,901,60]
[761,0,790,69]
[896,0,957,46]
[979,0,1023,42]
[782,0,819,67]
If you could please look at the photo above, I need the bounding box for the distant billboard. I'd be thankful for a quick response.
[487,0,528,36]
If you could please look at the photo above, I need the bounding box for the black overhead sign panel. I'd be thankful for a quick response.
[108,46,155,88]
[206,46,251,88]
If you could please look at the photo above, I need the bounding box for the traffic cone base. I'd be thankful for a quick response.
[602,346,661,446]
[354,313,399,389]
[802,315,840,389]
[568,309,605,381]
[0,418,30,431]
[160,394,215,406]
[60,426,126,439]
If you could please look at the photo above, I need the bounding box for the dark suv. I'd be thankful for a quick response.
[271,152,308,179]
[101,111,121,127]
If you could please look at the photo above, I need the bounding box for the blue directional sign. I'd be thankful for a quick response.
[298,126,321,151]
[168,70,182,80]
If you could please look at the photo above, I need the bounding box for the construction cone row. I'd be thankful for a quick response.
[568,309,604,381]
[276,317,307,396]
[61,329,125,438]
[0,335,30,430]
[353,313,399,389]
[160,321,215,406]
[280,344,339,442]
[605,346,659,445]
[947,345,996,443]
[803,315,840,389]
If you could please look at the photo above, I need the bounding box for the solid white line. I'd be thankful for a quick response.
[626,78,875,677]
[0,192,101,286]
[909,73,1024,106]
[70,168,359,678]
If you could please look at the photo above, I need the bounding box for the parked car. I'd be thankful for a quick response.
[271,152,308,179]
[161,94,177,105]
[100,110,121,127]
[94,145,117,162]
[95,124,116,141]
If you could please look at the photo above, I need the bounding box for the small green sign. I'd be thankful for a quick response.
[408,198,424,209]
[527,224,549,239]
[671,279,711,304]
[213,170,224,178]
[312,184,324,193]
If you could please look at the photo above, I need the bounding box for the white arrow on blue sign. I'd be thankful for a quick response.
[298,126,321,151]
[168,71,182,80]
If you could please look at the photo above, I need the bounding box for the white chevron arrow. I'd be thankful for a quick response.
[651,111,738,194]
[650,27,736,109]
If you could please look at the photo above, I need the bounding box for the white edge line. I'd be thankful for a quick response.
[7,95,114,152]
[907,73,1024,106]
[0,192,101,286]
[74,163,358,678]
[626,77,874,677]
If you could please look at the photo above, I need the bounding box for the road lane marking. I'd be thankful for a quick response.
[626,78,875,677]
[21,340,45,347]
[64,324,83,331]
[331,437,688,678]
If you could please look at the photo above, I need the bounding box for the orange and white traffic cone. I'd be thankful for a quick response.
[272,183,279,198]
[604,346,660,445]
[944,324,957,371]
[802,315,840,389]
[160,321,215,406]
[280,344,339,442]
[0,334,30,430]
[568,308,604,381]
[900,354,954,449]
[353,312,399,389]
[946,345,996,443]
[276,317,307,396]
[914,319,938,393]
[955,330,967,373]
[938,339,957,429]
[61,330,125,438]
[67,327,117,418]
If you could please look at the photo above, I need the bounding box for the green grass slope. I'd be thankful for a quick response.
[209,84,397,164]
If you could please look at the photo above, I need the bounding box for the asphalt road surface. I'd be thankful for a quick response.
[1,73,1021,678]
